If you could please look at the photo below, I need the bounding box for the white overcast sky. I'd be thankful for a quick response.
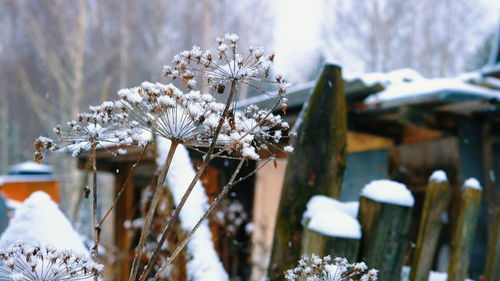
[274,0,500,81]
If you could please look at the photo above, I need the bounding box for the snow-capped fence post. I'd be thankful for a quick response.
[358,180,414,281]
[447,178,482,281]
[267,63,347,281]
[301,214,360,262]
[410,171,450,281]
[483,205,500,281]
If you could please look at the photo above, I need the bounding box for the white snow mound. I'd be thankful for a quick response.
[464,178,482,190]
[0,191,89,255]
[307,210,361,239]
[361,180,414,207]
[430,170,448,183]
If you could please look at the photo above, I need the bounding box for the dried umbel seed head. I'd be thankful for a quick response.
[0,241,103,281]
[284,254,378,281]
[34,101,145,162]
[117,81,228,148]
[161,33,289,103]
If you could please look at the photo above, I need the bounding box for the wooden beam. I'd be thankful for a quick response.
[358,197,412,281]
[267,64,347,281]
[410,173,450,281]
[347,131,392,153]
[447,181,482,281]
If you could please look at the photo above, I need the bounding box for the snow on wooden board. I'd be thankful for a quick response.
[0,191,89,255]
[303,195,359,221]
[464,177,482,190]
[156,138,228,281]
[430,170,448,183]
[307,210,361,239]
[303,195,361,239]
[361,180,414,207]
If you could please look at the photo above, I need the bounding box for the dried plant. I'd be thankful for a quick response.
[33,33,292,281]
[0,241,102,281]
[285,255,378,281]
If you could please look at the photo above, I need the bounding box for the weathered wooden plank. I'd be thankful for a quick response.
[267,64,347,281]
[409,171,450,281]
[447,179,482,281]
[483,205,500,281]
[301,228,360,263]
[358,196,413,281]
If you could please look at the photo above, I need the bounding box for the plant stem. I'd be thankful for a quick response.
[153,159,245,280]
[129,141,179,281]
[137,80,238,281]
[90,143,99,281]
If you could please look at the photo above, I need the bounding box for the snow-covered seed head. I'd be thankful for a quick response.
[284,254,378,281]
[0,241,102,281]
[117,82,226,147]
[161,33,289,104]
[33,100,141,162]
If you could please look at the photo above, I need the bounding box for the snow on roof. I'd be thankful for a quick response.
[365,77,500,105]
[429,170,448,183]
[303,195,361,239]
[5,198,22,210]
[361,180,414,207]
[0,175,56,185]
[464,178,482,190]
[0,191,89,255]
[156,138,228,281]
[8,161,53,175]
[346,68,424,87]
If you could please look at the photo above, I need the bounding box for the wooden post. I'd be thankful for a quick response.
[267,64,347,281]
[358,197,413,281]
[447,179,482,281]
[410,171,450,281]
[301,214,360,262]
[483,205,500,281]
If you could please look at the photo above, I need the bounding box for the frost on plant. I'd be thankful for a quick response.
[162,33,289,105]
[284,254,378,281]
[0,241,102,281]
[34,101,144,163]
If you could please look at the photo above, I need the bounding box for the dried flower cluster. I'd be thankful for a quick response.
[0,241,102,281]
[34,101,146,163]
[162,34,289,103]
[285,255,378,281]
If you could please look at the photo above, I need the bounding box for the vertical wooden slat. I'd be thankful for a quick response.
[301,228,360,262]
[267,64,347,281]
[483,205,500,281]
[358,197,412,281]
[410,171,450,281]
[114,163,135,281]
[447,179,482,281]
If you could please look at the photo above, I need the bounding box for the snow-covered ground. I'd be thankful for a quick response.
[0,191,89,254]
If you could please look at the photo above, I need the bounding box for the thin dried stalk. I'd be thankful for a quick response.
[129,141,179,281]
[137,80,238,281]
[152,159,245,280]
[89,143,99,281]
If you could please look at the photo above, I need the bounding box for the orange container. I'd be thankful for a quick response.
[0,176,60,203]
